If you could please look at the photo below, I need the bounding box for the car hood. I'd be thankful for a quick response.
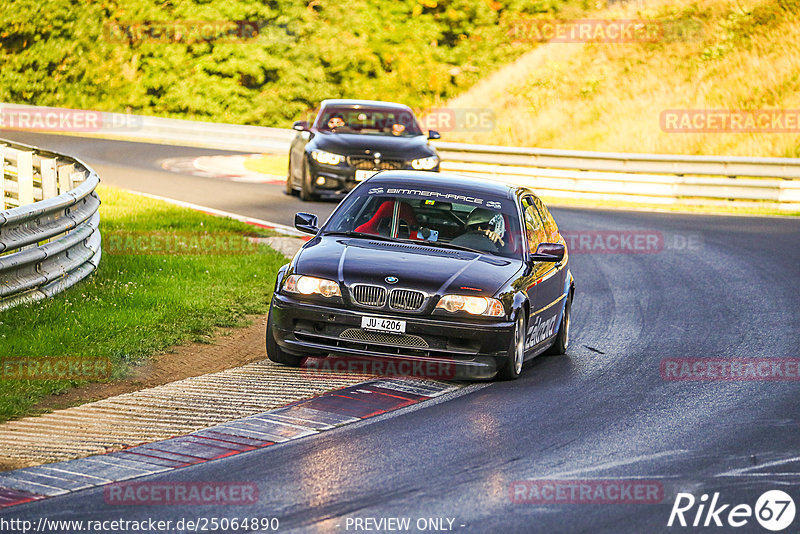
[309,132,436,159]
[293,236,522,297]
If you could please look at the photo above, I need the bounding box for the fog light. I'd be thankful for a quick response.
[316,176,326,185]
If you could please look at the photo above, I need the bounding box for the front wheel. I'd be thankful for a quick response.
[266,306,306,367]
[299,159,316,202]
[496,312,526,381]
[285,155,296,196]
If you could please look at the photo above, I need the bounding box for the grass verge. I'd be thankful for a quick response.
[0,185,288,422]
[445,0,800,158]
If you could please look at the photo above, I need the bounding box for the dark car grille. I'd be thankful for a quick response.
[351,284,386,307]
[347,155,405,170]
[339,328,429,348]
[389,289,425,311]
[350,285,426,311]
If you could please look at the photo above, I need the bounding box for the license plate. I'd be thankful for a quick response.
[355,170,378,182]
[361,316,406,334]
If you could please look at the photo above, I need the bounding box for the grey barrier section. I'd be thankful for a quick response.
[0,139,101,311]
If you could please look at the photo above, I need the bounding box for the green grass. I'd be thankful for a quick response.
[0,185,288,422]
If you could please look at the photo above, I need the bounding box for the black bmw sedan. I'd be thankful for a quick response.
[267,171,574,380]
[286,99,441,201]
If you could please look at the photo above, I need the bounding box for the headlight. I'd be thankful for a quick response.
[283,275,341,297]
[436,295,504,317]
[311,150,344,165]
[411,156,439,170]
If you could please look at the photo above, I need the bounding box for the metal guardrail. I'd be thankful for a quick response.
[0,139,101,311]
[2,102,800,209]
[434,143,800,208]
[434,142,800,179]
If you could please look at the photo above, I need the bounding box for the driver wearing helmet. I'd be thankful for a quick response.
[449,207,505,253]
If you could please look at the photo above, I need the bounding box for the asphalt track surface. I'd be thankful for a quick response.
[2,131,800,533]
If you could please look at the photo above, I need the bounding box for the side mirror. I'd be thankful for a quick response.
[293,120,309,132]
[428,130,441,140]
[529,242,565,263]
[294,212,319,235]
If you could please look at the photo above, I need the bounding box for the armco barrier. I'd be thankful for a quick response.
[2,102,800,209]
[434,143,800,208]
[0,139,101,311]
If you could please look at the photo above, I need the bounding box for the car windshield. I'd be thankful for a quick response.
[323,186,523,259]
[316,106,423,136]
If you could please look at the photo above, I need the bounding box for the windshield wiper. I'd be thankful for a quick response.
[413,240,484,255]
[323,231,396,242]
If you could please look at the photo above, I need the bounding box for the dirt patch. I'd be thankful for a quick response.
[31,315,270,415]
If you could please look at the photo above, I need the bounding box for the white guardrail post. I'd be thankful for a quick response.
[0,138,101,311]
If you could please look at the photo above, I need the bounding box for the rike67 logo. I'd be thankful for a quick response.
[668,490,796,531]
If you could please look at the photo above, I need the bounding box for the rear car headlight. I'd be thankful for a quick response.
[283,275,341,297]
[311,150,344,165]
[411,156,439,170]
[436,295,504,317]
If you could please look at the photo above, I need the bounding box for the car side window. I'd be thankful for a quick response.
[532,196,559,243]
[521,197,547,253]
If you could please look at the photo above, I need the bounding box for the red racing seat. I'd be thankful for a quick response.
[356,200,418,237]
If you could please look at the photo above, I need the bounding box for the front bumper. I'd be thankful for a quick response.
[270,294,512,380]
[308,161,440,196]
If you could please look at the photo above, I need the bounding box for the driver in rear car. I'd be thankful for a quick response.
[327,114,346,130]
[449,207,505,253]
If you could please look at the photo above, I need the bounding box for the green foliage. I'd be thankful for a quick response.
[0,0,588,125]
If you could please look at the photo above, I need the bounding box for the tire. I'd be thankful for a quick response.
[285,155,296,196]
[545,294,571,356]
[299,159,316,202]
[496,312,526,381]
[266,306,306,367]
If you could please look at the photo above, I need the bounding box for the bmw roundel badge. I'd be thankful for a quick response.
[385,276,399,284]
